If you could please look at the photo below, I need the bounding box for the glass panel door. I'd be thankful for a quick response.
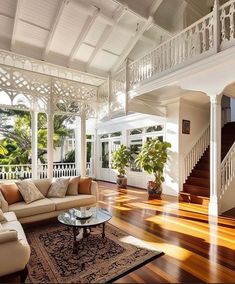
[101,141,109,168]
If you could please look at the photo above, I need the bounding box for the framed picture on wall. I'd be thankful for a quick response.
[182,119,190,134]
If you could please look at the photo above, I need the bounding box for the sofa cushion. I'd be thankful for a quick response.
[47,178,70,198]
[1,220,28,246]
[0,209,6,223]
[49,195,96,211]
[0,191,8,213]
[16,180,45,204]
[3,211,17,222]
[78,177,92,194]
[32,178,51,196]
[67,176,80,196]
[0,183,23,205]
[9,198,55,219]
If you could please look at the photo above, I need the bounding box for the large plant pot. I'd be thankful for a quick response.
[147,181,162,198]
[116,176,127,188]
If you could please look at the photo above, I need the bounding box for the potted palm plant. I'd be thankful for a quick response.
[135,138,171,197]
[111,145,131,188]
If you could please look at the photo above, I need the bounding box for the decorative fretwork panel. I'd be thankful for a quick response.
[220,1,235,46]
[97,80,109,121]
[52,78,97,116]
[110,68,125,116]
[0,64,98,117]
[0,49,105,86]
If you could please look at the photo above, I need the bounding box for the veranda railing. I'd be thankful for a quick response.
[0,162,92,180]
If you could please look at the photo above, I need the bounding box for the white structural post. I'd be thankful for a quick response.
[125,58,129,115]
[93,128,98,179]
[209,94,222,216]
[80,111,86,176]
[47,94,54,180]
[213,0,220,53]
[31,110,38,179]
[74,116,81,175]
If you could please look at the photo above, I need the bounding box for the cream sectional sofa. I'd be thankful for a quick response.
[0,211,30,278]
[0,178,98,278]
[0,178,98,224]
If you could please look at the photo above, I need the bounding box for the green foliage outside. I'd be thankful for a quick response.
[111,145,131,177]
[0,109,73,165]
[135,138,171,186]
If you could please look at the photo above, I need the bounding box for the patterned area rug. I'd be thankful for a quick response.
[25,222,163,283]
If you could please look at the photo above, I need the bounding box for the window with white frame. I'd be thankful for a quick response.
[99,132,122,169]
[128,124,165,172]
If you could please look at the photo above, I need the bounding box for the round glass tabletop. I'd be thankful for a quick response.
[58,207,112,228]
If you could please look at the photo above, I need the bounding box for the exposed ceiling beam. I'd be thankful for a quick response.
[149,0,163,15]
[86,5,127,70]
[43,0,68,60]
[112,16,153,73]
[68,8,100,67]
[11,0,22,51]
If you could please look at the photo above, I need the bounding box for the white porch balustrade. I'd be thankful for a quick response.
[0,162,92,181]
[100,0,235,117]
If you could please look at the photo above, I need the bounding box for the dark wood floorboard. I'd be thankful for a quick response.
[222,207,235,219]
[96,181,235,283]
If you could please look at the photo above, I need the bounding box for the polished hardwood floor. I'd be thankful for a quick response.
[96,181,235,283]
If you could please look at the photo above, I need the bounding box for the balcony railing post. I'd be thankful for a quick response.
[125,58,130,115]
[213,0,220,53]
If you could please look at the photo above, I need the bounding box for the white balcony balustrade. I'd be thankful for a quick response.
[0,162,92,181]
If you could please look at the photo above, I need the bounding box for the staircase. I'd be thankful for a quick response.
[180,122,235,205]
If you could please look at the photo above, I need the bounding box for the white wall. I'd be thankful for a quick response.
[164,101,180,196]
[179,99,210,156]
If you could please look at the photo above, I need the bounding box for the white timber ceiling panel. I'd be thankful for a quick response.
[118,11,141,33]
[102,28,132,55]
[50,1,89,56]
[0,15,13,41]
[20,0,59,30]
[84,18,107,46]
[75,43,95,63]
[91,50,118,71]
[17,21,48,48]
[0,0,16,18]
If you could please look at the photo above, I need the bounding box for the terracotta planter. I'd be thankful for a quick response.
[147,181,162,197]
[116,176,127,188]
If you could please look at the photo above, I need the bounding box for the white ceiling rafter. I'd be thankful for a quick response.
[43,0,68,60]
[11,0,22,51]
[112,16,153,73]
[86,5,128,70]
[112,0,168,73]
[68,7,100,67]
[149,0,163,16]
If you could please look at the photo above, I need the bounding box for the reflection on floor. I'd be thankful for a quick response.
[96,181,235,283]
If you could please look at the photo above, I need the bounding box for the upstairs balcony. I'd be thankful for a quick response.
[98,0,235,119]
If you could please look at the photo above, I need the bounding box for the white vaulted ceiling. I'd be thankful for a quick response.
[0,0,212,80]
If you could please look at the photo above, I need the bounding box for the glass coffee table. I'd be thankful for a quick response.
[58,207,112,253]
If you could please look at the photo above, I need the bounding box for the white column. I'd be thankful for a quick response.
[74,114,86,176]
[31,110,38,179]
[125,58,129,115]
[47,94,54,180]
[80,112,86,176]
[93,128,98,179]
[74,116,81,175]
[209,94,222,216]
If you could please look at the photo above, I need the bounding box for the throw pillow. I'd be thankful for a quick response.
[47,178,70,198]
[16,180,45,204]
[67,176,81,196]
[78,177,92,194]
[0,183,23,205]
[0,209,6,223]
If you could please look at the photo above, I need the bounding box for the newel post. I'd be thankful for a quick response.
[213,0,220,53]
